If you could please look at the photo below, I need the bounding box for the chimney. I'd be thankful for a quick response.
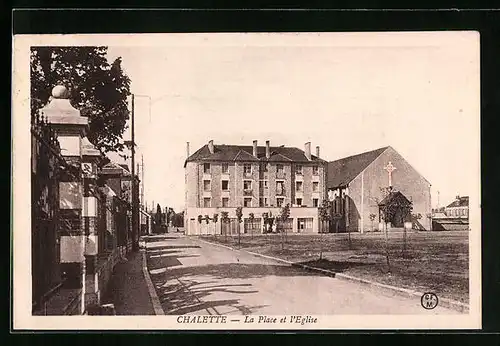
[265,140,270,159]
[208,140,214,154]
[305,142,311,160]
[253,140,258,158]
[315,145,320,158]
[186,142,190,158]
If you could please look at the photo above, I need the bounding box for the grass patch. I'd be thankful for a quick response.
[199,231,469,303]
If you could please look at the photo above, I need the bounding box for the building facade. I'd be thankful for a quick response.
[326,146,432,233]
[184,140,328,235]
[445,195,469,218]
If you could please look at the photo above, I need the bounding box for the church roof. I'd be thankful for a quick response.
[446,196,469,208]
[185,143,327,167]
[327,146,389,188]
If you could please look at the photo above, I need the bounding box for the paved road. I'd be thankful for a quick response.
[145,233,459,315]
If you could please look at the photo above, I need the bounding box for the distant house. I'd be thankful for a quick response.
[445,195,469,218]
[326,146,432,232]
[431,196,469,231]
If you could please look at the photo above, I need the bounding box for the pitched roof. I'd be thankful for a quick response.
[185,143,327,166]
[378,190,412,206]
[101,161,131,177]
[118,164,130,172]
[327,147,389,188]
[446,196,469,208]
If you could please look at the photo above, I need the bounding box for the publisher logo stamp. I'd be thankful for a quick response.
[421,293,439,310]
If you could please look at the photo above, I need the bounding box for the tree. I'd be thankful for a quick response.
[262,212,269,233]
[166,208,175,228]
[318,200,332,260]
[30,47,131,154]
[267,211,274,233]
[235,206,243,247]
[369,213,376,232]
[155,204,162,233]
[248,212,255,239]
[213,213,219,239]
[221,211,229,242]
[278,204,291,250]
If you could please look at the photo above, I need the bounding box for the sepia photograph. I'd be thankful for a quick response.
[13,31,481,330]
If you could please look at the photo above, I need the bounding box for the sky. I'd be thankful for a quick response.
[104,32,480,213]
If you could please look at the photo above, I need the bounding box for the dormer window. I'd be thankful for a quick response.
[222,163,229,174]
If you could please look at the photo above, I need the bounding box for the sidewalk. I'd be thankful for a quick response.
[102,250,155,315]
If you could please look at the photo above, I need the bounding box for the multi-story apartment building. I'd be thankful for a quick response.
[184,140,328,235]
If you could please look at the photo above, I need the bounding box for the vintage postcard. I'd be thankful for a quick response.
[12,31,481,330]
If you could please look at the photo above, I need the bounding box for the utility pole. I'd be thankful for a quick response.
[131,94,139,252]
[140,155,145,210]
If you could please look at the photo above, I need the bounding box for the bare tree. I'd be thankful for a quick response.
[248,212,255,240]
[278,204,290,250]
[369,213,376,232]
[236,206,243,247]
[221,211,229,243]
[212,213,219,240]
[318,200,332,261]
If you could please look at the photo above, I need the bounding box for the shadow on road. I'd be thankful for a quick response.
[148,261,323,315]
[147,244,201,251]
[143,236,180,242]
[166,262,325,280]
[154,276,267,315]
[295,259,374,273]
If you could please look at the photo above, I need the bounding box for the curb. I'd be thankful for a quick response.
[194,237,469,314]
[195,237,236,251]
[141,249,165,316]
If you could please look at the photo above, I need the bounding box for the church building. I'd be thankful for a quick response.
[326,146,432,233]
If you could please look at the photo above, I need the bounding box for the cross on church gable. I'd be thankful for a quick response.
[383,161,396,187]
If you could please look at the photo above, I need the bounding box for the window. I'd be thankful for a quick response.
[244,198,252,207]
[203,180,211,191]
[203,198,211,208]
[296,198,302,206]
[222,198,229,207]
[296,181,303,192]
[243,180,252,190]
[259,180,268,189]
[313,198,319,207]
[260,163,268,172]
[259,198,269,207]
[276,164,284,176]
[297,218,313,231]
[222,180,229,191]
[222,163,229,174]
[203,163,210,174]
[312,182,319,192]
[276,197,285,207]
[313,165,319,175]
[276,181,285,195]
[295,164,303,175]
[244,164,252,175]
